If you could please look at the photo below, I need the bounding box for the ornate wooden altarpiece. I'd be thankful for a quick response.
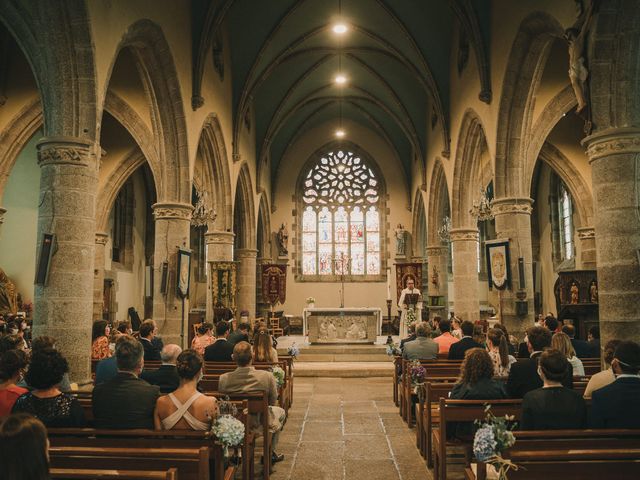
[210,261,236,321]
[553,269,599,339]
[395,262,423,302]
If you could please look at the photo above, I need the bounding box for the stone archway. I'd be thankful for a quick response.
[234,164,258,318]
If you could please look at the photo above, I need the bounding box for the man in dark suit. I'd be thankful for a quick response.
[138,319,161,361]
[140,344,181,393]
[204,321,234,362]
[93,335,160,429]
[591,341,640,429]
[587,325,601,358]
[507,326,573,398]
[561,324,591,358]
[228,322,250,346]
[448,321,482,360]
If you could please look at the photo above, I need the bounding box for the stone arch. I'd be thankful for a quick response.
[105,19,190,204]
[233,164,256,250]
[452,109,490,228]
[494,12,565,198]
[412,189,427,258]
[256,193,271,259]
[195,114,233,231]
[427,158,450,245]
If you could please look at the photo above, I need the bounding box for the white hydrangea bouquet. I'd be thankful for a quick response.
[271,365,286,388]
[405,306,416,327]
[473,405,519,479]
[287,342,300,359]
[386,341,401,356]
[208,398,245,457]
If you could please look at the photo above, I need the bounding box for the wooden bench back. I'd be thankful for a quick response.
[50,467,178,479]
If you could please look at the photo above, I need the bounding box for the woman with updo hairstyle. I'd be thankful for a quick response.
[191,322,215,355]
[521,348,586,430]
[0,413,50,480]
[12,348,85,427]
[486,328,516,376]
[253,329,278,363]
[451,348,507,400]
[91,320,112,360]
[154,349,217,430]
[584,339,621,398]
[0,349,29,415]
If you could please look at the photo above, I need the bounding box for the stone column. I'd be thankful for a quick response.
[152,202,193,348]
[425,244,449,319]
[33,136,98,383]
[205,230,235,322]
[450,228,479,322]
[492,198,535,337]
[93,232,109,321]
[577,227,597,270]
[236,248,258,319]
[583,128,640,346]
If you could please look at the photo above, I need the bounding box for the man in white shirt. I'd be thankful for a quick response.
[398,277,422,338]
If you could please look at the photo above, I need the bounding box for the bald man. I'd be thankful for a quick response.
[140,344,182,393]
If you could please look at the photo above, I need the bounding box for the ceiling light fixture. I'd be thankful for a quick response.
[335,129,346,138]
[333,23,348,34]
[335,74,347,85]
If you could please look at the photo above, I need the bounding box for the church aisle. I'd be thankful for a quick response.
[268,377,431,480]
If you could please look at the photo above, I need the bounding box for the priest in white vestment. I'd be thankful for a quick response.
[398,277,422,338]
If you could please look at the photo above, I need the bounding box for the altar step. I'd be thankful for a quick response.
[278,343,394,363]
[292,361,394,377]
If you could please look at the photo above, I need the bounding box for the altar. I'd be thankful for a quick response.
[303,307,382,344]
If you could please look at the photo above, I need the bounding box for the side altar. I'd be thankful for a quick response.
[303,307,382,344]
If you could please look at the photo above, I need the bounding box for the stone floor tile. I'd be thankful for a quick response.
[344,434,392,459]
[344,459,399,480]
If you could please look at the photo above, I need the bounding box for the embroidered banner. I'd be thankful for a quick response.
[486,239,511,290]
[261,264,287,305]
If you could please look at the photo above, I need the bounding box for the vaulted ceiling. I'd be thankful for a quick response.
[192,0,491,186]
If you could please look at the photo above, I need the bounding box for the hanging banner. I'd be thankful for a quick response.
[486,239,511,290]
[261,264,287,305]
[395,262,422,303]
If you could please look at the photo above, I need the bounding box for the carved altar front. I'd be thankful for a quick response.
[303,307,381,344]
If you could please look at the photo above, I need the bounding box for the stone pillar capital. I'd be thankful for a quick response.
[236,248,259,259]
[582,127,640,162]
[95,232,109,245]
[205,230,235,245]
[426,244,448,256]
[152,202,193,221]
[449,228,479,242]
[491,197,534,216]
[36,136,97,168]
[577,226,596,240]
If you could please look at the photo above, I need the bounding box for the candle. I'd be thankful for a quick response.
[386,268,391,300]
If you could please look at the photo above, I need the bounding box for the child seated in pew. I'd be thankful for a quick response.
[521,349,587,430]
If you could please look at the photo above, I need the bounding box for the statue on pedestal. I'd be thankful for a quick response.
[276,223,289,256]
[395,223,406,256]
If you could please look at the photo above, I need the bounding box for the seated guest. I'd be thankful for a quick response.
[228,322,250,346]
[12,349,85,427]
[0,334,25,354]
[91,320,112,360]
[25,336,72,392]
[429,316,442,338]
[141,344,182,393]
[433,319,459,354]
[493,323,517,356]
[115,320,133,337]
[402,322,438,360]
[95,335,128,385]
[472,324,486,347]
[584,339,621,398]
[0,349,28,416]
[587,325,601,357]
[552,332,585,376]
[93,335,159,429]
[486,328,516,376]
[139,319,161,361]
[204,321,234,362]
[451,348,507,399]
[561,324,591,358]
[544,315,559,334]
[521,349,587,430]
[448,321,482,360]
[400,321,417,351]
[191,322,215,355]
[0,413,50,480]
[219,342,286,465]
[590,340,640,429]
[507,326,572,398]
[254,329,279,363]
[451,318,462,339]
[155,349,217,430]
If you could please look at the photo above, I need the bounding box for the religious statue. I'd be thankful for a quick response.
[570,281,579,304]
[0,268,18,315]
[565,0,597,113]
[589,280,598,303]
[276,222,289,256]
[327,320,337,340]
[431,265,440,291]
[346,321,365,341]
[395,223,406,256]
[398,276,422,338]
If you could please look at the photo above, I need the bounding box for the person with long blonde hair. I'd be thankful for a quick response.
[486,328,516,376]
[552,332,585,376]
[253,329,278,364]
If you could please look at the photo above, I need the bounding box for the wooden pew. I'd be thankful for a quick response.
[50,467,178,479]
[49,446,209,480]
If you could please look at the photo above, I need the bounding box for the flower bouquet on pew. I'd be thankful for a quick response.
[386,341,401,356]
[473,405,520,480]
[409,359,426,400]
[207,397,245,458]
[287,342,300,360]
[270,365,286,388]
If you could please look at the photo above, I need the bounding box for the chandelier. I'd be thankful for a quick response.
[469,187,494,221]
[438,216,452,243]
[191,187,217,229]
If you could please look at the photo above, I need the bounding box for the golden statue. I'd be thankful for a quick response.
[0,268,18,315]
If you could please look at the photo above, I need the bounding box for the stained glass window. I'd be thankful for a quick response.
[559,183,574,261]
[300,150,382,276]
